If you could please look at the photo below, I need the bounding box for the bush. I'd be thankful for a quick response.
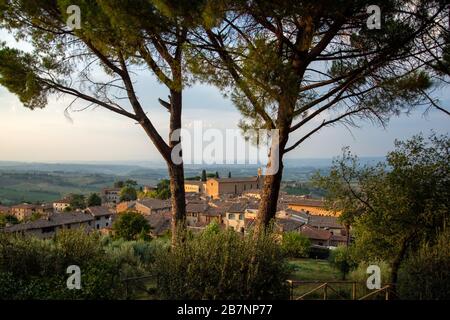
[112,212,151,241]
[328,246,357,280]
[281,232,310,258]
[0,230,151,299]
[398,231,450,300]
[152,229,290,299]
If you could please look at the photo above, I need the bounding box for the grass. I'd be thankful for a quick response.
[287,258,354,300]
[288,258,341,281]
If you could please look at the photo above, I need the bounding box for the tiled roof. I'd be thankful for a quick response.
[286,198,325,207]
[308,215,343,229]
[227,202,248,213]
[275,218,304,232]
[145,211,171,236]
[11,203,37,209]
[86,206,112,217]
[3,212,94,233]
[138,199,171,210]
[186,202,209,213]
[209,176,259,183]
[299,225,332,241]
[185,181,205,186]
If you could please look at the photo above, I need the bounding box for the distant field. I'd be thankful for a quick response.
[0,171,117,205]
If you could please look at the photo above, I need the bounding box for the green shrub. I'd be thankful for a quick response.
[112,212,151,241]
[329,246,357,280]
[152,229,290,299]
[398,231,450,300]
[281,232,310,258]
[0,230,151,299]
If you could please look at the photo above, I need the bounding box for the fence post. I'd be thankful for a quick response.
[352,282,357,300]
[323,283,328,300]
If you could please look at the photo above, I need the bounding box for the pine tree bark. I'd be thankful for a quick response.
[167,89,186,245]
[255,99,293,234]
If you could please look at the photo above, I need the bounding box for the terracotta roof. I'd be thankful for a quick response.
[3,212,94,233]
[11,203,37,209]
[185,181,205,186]
[209,176,259,183]
[308,215,343,229]
[299,225,332,241]
[286,198,325,207]
[227,202,248,213]
[145,212,171,236]
[331,234,347,243]
[86,206,112,217]
[186,202,209,213]
[138,199,171,210]
[275,218,304,232]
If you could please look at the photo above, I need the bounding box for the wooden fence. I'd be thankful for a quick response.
[287,280,398,300]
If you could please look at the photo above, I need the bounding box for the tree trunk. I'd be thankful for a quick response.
[168,161,186,245]
[390,236,411,295]
[167,89,186,246]
[255,99,292,234]
[255,160,284,233]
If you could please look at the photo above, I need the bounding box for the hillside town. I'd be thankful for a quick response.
[0,170,347,249]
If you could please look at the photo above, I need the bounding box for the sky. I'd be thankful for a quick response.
[0,30,449,164]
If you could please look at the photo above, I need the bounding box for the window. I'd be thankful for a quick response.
[228,213,235,220]
[239,214,244,220]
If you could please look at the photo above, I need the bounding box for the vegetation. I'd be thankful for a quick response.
[328,246,356,280]
[0,230,154,299]
[143,179,171,200]
[69,194,86,210]
[152,228,290,299]
[0,215,19,228]
[188,0,449,233]
[398,231,450,300]
[112,212,151,241]
[119,186,138,202]
[281,232,310,258]
[288,259,340,282]
[86,193,102,207]
[316,134,450,296]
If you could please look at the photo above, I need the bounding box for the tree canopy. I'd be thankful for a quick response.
[314,133,450,283]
